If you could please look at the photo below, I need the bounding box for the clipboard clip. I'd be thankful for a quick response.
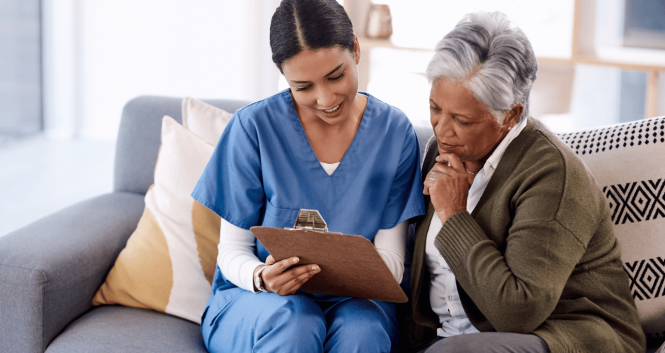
[285,209,328,233]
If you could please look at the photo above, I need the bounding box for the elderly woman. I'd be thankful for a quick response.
[408,12,645,353]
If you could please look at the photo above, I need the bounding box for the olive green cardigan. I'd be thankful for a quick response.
[410,118,645,353]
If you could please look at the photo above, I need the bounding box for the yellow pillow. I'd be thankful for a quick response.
[92,116,220,323]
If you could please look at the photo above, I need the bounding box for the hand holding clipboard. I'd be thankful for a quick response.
[251,210,408,303]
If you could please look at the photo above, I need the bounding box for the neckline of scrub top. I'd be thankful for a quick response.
[283,90,372,209]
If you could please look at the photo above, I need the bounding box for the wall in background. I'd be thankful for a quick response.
[349,0,665,133]
[34,0,665,140]
[0,0,42,139]
[42,0,280,141]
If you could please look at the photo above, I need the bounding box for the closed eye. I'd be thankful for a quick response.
[454,116,471,126]
[328,72,345,81]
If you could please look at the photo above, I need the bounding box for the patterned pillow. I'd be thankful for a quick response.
[92,116,220,323]
[557,116,665,338]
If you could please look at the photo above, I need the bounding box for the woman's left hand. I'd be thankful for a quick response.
[423,153,470,223]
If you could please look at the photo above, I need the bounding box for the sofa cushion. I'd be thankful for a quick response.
[45,306,207,353]
[182,97,233,145]
[557,116,665,339]
[92,116,220,323]
[114,96,250,195]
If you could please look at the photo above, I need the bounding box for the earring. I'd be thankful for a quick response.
[508,127,512,130]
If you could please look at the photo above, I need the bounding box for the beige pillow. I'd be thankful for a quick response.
[182,96,233,145]
[92,116,221,323]
[557,116,665,338]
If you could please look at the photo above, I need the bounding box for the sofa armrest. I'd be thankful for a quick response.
[0,192,144,353]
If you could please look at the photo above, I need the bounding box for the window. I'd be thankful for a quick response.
[623,0,665,50]
[343,0,665,132]
[0,0,43,145]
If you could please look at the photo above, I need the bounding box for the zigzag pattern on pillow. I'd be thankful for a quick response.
[602,179,665,225]
[625,257,665,301]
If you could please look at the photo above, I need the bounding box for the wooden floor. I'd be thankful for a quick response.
[0,134,115,237]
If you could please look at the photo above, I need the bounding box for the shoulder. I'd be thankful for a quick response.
[232,89,293,131]
[508,118,608,235]
[516,118,593,180]
[364,93,413,132]
[363,93,422,161]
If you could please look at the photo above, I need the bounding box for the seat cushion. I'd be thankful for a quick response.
[45,306,207,353]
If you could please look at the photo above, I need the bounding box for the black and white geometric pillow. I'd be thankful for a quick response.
[557,116,665,338]
[558,117,665,155]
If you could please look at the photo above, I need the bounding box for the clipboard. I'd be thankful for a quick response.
[250,209,408,303]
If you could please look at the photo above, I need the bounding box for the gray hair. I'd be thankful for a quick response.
[426,11,538,124]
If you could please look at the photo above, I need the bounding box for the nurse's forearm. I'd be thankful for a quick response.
[217,219,264,292]
[374,221,407,284]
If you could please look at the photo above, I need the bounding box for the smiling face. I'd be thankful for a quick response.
[429,79,521,165]
[281,39,361,126]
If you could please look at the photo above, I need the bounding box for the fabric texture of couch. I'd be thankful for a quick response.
[0,96,662,353]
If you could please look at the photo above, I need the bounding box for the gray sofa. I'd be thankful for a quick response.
[0,96,661,352]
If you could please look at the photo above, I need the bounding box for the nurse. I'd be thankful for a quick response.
[191,0,425,352]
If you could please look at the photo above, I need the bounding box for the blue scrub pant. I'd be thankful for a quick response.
[201,287,399,353]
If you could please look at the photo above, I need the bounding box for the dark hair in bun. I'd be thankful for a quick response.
[270,0,355,73]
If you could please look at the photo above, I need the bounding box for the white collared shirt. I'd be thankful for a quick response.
[425,117,527,337]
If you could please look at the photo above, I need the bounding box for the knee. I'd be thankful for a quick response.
[432,334,489,353]
[326,299,398,353]
[260,294,326,335]
[252,294,326,353]
[203,292,326,353]
[274,294,323,320]
[431,333,549,353]
[334,299,395,334]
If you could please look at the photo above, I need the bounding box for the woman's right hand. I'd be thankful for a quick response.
[257,255,320,296]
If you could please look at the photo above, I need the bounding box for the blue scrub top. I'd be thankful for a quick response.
[192,89,425,289]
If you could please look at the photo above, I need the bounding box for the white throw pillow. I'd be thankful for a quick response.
[557,116,665,339]
[182,96,233,145]
[92,116,221,323]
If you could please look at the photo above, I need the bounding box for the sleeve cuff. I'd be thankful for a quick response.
[241,259,265,293]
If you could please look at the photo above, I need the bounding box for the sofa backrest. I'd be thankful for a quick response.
[115,95,435,195]
[557,116,665,338]
[114,96,252,195]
